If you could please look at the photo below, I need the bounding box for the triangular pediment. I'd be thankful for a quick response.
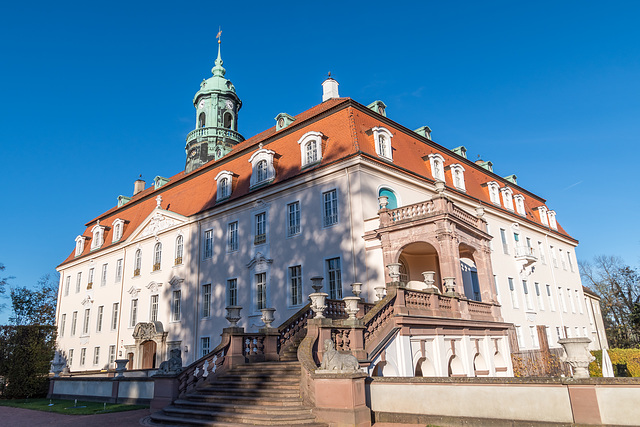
[128,208,188,242]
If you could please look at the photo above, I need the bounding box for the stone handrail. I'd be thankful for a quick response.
[177,333,230,397]
[242,334,265,357]
[380,197,482,231]
[466,300,494,316]
[404,289,435,309]
[438,294,453,311]
[277,303,313,354]
[451,204,479,227]
[325,299,348,319]
[186,126,245,143]
[389,201,435,223]
[363,293,397,347]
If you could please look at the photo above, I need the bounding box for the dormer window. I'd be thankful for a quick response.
[112,218,125,243]
[548,210,557,230]
[91,223,106,250]
[514,195,526,216]
[249,148,276,188]
[536,206,549,226]
[75,235,87,257]
[372,127,393,161]
[486,181,501,205]
[215,170,234,201]
[500,187,514,211]
[427,153,445,181]
[447,164,466,191]
[297,131,324,167]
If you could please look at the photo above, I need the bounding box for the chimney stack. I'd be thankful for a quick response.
[322,73,339,102]
[133,177,146,196]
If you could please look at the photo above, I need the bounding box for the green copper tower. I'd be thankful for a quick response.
[185,39,244,173]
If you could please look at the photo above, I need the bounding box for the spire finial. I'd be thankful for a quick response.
[212,27,226,77]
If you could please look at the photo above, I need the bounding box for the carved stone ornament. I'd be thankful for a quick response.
[252,199,265,208]
[169,275,184,288]
[128,286,141,298]
[81,296,93,306]
[141,211,177,239]
[146,281,163,292]
[318,339,359,372]
[246,252,273,270]
[133,322,158,341]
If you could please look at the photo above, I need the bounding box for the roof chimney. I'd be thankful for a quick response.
[322,73,339,102]
[133,177,146,196]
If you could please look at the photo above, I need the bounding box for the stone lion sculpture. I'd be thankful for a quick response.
[158,348,183,374]
[319,339,360,371]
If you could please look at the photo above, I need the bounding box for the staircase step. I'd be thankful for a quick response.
[184,393,305,407]
[161,405,318,425]
[172,399,311,414]
[192,386,301,398]
[200,380,299,390]
[150,411,328,427]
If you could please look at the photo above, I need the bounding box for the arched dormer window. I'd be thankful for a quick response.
[91,223,106,250]
[198,112,206,128]
[297,131,324,167]
[175,235,184,265]
[428,153,445,181]
[513,194,526,216]
[547,210,557,230]
[112,218,125,243]
[248,148,276,188]
[223,112,232,129]
[134,249,142,276]
[378,187,399,210]
[215,170,234,201]
[486,182,501,205]
[75,235,87,257]
[447,164,466,191]
[153,243,162,271]
[372,127,393,161]
[535,206,549,226]
[500,187,514,211]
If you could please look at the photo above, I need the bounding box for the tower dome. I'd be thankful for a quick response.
[185,39,244,173]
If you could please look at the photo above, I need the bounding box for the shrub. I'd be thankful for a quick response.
[589,348,640,377]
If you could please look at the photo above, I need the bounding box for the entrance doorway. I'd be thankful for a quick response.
[141,340,157,369]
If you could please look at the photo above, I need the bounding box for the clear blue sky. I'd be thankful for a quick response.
[1,1,639,323]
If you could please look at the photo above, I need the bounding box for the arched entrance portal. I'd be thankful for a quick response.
[141,340,157,369]
[398,242,441,291]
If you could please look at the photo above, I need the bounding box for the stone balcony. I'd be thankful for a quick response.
[186,126,244,144]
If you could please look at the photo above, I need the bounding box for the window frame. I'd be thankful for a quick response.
[227,221,238,252]
[427,153,445,181]
[297,131,324,167]
[371,126,393,161]
[322,189,339,227]
[326,257,343,300]
[172,290,181,322]
[254,212,267,245]
[134,249,142,276]
[202,284,211,318]
[96,305,104,333]
[153,242,162,271]
[289,265,303,307]
[130,299,138,327]
[287,201,301,237]
[227,278,238,307]
[203,229,214,259]
[248,148,276,188]
[175,235,184,265]
[150,295,159,322]
[215,170,234,201]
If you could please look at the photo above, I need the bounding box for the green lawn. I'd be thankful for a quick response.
[0,398,148,415]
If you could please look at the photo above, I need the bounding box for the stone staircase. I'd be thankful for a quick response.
[150,361,326,426]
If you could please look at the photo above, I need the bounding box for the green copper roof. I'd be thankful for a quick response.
[193,40,239,103]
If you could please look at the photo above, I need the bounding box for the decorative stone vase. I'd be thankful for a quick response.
[421,271,439,292]
[378,195,389,209]
[260,308,276,328]
[443,277,456,294]
[558,337,594,379]
[387,263,402,282]
[475,206,485,218]
[51,361,65,378]
[343,296,360,320]
[225,306,242,327]
[435,180,446,194]
[310,276,324,293]
[374,286,386,301]
[114,359,129,378]
[310,293,328,318]
[350,282,363,298]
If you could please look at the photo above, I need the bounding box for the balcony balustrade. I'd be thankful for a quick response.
[186,126,244,144]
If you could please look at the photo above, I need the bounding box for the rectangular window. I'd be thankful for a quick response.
[545,326,553,347]
[575,290,583,314]
[109,345,116,365]
[96,306,104,332]
[64,276,70,296]
[558,287,567,312]
[88,268,94,289]
[493,275,501,304]
[515,325,524,349]
[508,277,518,309]
[76,272,82,293]
[228,278,238,306]
[80,348,87,366]
[130,299,138,327]
[111,303,119,330]
[82,308,91,335]
[115,259,123,282]
[326,257,342,299]
[486,224,493,250]
[560,249,567,270]
[256,273,267,310]
[523,280,533,310]
[556,326,563,342]
[93,347,100,365]
[201,337,210,358]
[101,264,108,286]
[500,228,509,254]
[172,291,181,321]
[227,221,238,252]
[60,314,66,337]
[535,283,544,310]
[71,311,78,336]
[68,349,74,367]
[202,284,211,318]
[471,271,480,301]
[287,202,301,236]
[583,326,588,337]
[568,288,576,313]
[550,245,558,267]
[204,229,214,259]
[546,284,556,311]
[254,213,266,245]
[567,252,574,272]
[529,326,539,349]
[150,295,159,322]
[289,265,303,306]
[323,190,338,227]
[565,326,572,338]
[538,241,546,264]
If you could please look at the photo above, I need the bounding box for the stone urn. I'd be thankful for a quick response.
[387,263,402,282]
[225,306,242,327]
[350,282,363,298]
[260,308,276,328]
[310,276,324,293]
[51,358,66,378]
[310,293,328,318]
[114,359,129,378]
[558,337,594,379]
[343,296,360,320]
[374,286,386,301]
[435,180,446,194]
[421,271,439,292]
[443,277,456,294]
[378,195,389,209]
[475,206,485,218]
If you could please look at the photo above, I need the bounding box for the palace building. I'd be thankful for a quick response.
[54,41,607,378]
